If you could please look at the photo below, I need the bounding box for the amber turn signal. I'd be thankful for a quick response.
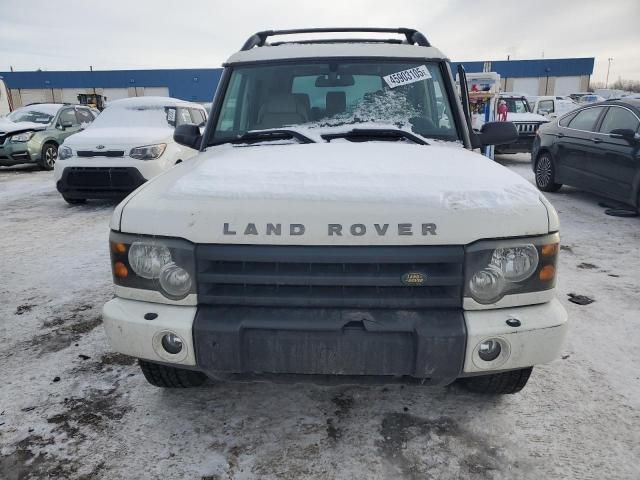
[113,261,129,278]
[539,264,555,281]
[541,243,558,257]
[111,242,127,254]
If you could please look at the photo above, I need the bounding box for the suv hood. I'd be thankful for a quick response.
[0,118,48,135]
[115,142,553,245]
[64,126,173,149]
[507,112,549,123]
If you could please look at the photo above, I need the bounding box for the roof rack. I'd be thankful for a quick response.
[24,102,70,106]
[240,28,430,51]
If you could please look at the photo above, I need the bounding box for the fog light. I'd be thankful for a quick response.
[161,333,183,355]
[478,339,502,362]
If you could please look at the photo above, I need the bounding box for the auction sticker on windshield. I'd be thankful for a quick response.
[383,65,431,88]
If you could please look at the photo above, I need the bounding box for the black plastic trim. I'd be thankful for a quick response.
[193,306,465,383]
[240,28,430,51]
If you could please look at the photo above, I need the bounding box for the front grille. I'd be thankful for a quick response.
[63,167,144,191]
[515,122,541,134]
[77,150,125,157]
[196,245,464,308]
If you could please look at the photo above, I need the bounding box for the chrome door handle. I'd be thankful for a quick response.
[591,137,602,143]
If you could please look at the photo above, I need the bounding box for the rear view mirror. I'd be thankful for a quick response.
[476,121,518,147]
[315,74,355,87]
[174,124,202,150]
[609,128,639,143]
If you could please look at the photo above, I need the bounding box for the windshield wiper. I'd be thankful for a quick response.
[212,129,315,146]
[320,128,428,145]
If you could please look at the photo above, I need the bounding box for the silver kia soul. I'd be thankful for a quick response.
[102,28,567,395]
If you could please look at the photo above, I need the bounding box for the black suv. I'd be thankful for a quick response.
[532,99,640,208]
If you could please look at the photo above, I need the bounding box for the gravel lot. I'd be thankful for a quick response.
[1,154,639,480]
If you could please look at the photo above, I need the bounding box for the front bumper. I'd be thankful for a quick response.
[495,134,536,154]
[103,297,568,384]
[56,166,147,199]
[0,142,39,166]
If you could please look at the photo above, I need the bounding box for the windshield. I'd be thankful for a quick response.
[7,107,56,124]
[502,98,530,114]
[89,105,190,129]
[209,61,459,145]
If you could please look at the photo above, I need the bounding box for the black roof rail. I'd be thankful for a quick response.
[24,102,70,106]
[240,28,430,51]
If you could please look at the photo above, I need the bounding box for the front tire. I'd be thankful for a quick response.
[459,367,533,394]
[535,152,562,192]
[139,359,208,388]
[39,142,58,170]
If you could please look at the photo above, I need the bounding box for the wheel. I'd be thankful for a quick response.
[138,359,207,388]
[459,367,533,395]
[39,142,58,170]
[62,196,86,205]
[534,152,562,192]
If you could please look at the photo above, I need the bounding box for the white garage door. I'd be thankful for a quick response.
[554,77,581,96]
[19,89,51,105]
[512,78,540,96]
[102,88,129,101]
[143,87,169,97]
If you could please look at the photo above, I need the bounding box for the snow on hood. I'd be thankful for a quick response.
[0,117,47,134]
[63,126,173,148]
[117,142,553,245]
[507,112,549,122]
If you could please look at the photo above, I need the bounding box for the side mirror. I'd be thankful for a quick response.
[58,121,73,130]
[174,124,202,149]
[609,128,639,143]
[538,109,550,116]
[474,121,519,147]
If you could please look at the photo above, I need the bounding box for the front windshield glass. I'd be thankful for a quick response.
[209,61,459,145]
[503,98,530,114]
[89,105,177,129]
[7,107,55,124]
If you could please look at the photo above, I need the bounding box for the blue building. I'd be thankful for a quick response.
[0,57,593,108]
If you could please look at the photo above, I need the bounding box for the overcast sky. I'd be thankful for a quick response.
[1,0,638,83]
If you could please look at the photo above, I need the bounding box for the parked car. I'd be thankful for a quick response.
[0,103,96,169]
[532,99,640,208]
[578,94,606,104]
[102,27,567,395]
[568,92,594,102]
[54,97,207,204]
[529,96,579,119]
[496,93,549,153]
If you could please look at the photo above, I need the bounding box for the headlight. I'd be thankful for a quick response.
[110,232,195,302]
[128,242,172,279]
[10,131,35,142]
[58,146,73,160]
[129,143,166,160]
[465,234,558,305]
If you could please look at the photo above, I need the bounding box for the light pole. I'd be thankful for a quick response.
[605,57,613,88]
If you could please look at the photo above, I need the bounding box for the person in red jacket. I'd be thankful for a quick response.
[498,100,508,121]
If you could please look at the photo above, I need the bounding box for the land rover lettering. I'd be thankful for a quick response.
[223,223,439,236]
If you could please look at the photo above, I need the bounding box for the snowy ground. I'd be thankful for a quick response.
[0,155,639,480]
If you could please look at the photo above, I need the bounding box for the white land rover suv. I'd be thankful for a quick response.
[103,28,567,394]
